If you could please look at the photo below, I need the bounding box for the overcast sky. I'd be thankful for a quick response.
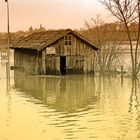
[0,0,113,32]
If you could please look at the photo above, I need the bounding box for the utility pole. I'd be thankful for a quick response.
[5,0,10,90]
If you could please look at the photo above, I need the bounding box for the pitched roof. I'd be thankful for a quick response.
[10,29,98,51]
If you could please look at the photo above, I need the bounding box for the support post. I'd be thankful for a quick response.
[121,66,123,77]
[6,0,10,90]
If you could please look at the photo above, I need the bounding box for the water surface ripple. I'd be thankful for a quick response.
[0,65,140,140]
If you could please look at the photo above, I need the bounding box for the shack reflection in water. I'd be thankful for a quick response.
[1,74,140,140]
[14,75,99,113]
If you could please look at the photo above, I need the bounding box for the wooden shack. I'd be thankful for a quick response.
[11,29,98,75]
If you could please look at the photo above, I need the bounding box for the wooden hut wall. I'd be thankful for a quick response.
[44,34,95,74]
[14,49,41,76]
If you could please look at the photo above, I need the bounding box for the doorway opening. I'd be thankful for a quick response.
[60,56,66,75]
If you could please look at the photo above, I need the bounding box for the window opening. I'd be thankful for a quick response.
[64,35,72,45]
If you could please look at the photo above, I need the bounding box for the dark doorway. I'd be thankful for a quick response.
[60,56,66,75]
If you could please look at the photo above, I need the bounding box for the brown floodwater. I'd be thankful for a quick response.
[0,64,140,140]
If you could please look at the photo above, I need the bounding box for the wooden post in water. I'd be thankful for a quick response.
[120,66,124,85]
[121,66,123,77]
[6,0,10,90]
[6,62,10,90]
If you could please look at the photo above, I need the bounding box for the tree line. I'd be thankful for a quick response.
[0,11,140,78]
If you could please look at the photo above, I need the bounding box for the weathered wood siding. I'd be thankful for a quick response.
[14,34,96,76]
[45,56,60,75]
[14,48,42,76]
[44,34,95,74]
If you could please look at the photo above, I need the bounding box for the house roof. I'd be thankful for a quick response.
[10,29,98,51]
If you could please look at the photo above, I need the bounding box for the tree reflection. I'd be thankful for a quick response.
[129,79,140,139]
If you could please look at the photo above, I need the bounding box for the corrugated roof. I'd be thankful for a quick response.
[10,29,98,51]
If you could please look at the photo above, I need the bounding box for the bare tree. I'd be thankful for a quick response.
[84,15,122,74]
[100,0,140,78]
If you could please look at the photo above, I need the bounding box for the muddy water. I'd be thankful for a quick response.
[0,64,140,140]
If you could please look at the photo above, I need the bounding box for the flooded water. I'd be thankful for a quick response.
[0,64,140,140]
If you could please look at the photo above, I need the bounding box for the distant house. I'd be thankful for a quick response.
[116,41,140,74]
[0,34,15,64]
[0,37,8,63]
[11,29,98,75]
[0,46,8,61]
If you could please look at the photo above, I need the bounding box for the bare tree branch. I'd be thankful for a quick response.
[100,0,140,78]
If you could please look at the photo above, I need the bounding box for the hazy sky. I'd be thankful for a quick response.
[0,0,111,32]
